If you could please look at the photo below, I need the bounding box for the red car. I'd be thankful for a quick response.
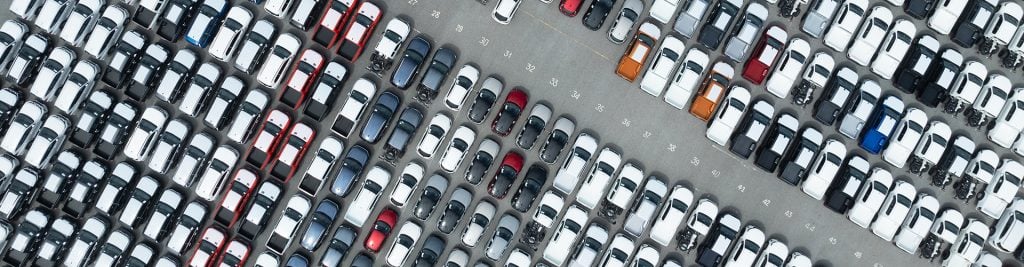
[246,109,291,168]
[313,0,357,48]
[215,238,250,267]
[742,26,787,84]
[492,88,528,136]
[281,49,325,108]
[560,0,584,16]
[338,2,382,61]
[215,168,259,227]
[271,122,316,182]
[188,227,226,267]
[365,208,398,252]
[488,151,523,198]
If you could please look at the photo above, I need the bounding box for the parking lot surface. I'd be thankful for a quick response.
[2,0,1024,266]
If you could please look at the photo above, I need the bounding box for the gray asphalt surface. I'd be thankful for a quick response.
[2,0,1023,266]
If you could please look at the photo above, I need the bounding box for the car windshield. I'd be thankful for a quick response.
[298,61,315,73]
[620,178,638,191]
[744,240,760,251]
[565,220,581,233]
[504,102,522,116]
[273,46,290,58]
[499,165,517,178]
[374,220,392,233]
[473,214,489,225]
[672,199,688,211]
[453,139,468,150]
[225,19,242,31]
[540,205,556,218]
[456,76,472,88]
[969,233,983,245]
[365,181,383,194]
[385,31,402,43]
[873,181,889,195]
[398,235,414,247]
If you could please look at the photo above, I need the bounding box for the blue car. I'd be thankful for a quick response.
[859,95,905,154]
[185,0,228,47]
[331,145,369,197]
[391,36,431,89]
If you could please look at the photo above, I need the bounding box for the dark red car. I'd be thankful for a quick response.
[271,122,316,182]
[313,0,357,48]
[215,168,259,227]
[488,151,523,198]
[365,208,398,252]
[338,2,382,61]
[492,88,528,136]
[742,26,787,85]
[246,109,291,168]
[560,0,585,17]
[281,49,325,108]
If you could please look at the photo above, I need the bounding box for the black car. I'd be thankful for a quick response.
[0,88,20,130]
[5,34,47,87]
[384,107,424,159]
[331,145,369,197]
[729,100,772,159]
[415,174,448,220]
[351,253,374,267]
[468,77,503,124]
[778,128,821,185]
[582,0,616,30]
[904,0,936,19]
[754,114,797,172]
[951,0,996,48]
[360,91,400,143]
[156,0,197,41]
[321,225,357,267]
[540,119,573,164]
[516,105,549,149]
[94,102,138,159]
[824,156,868,213]
[511,165,547,212]
[415,235,446,267]
[418,47,457,100]
[304,61,346,121]
[893,35,938,93]
[813,68,856,125]
[438,187,471,234]
[392,36,431,89]
[916,49,962,107]
[38,152,80,207]
[102,30,146,89]
[697,0,741,50]
[696,212,740,267]
[126,44,170,100]
[465,139,496,185]
[4,209,49,264]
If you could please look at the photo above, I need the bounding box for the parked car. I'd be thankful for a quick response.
[234,19,276,74]
[929,0,969,35]
[552,132,598,194]
[493,0,523,24]
[512,165,547,212]
[463,200,496,247]
[848,168,893,228]
[615,22,660,82]
[624,176,667,237]
[542,205,587,266]
[822,0,867,51]
[266,195,311,253]
[444,65,480,111]
[705,86,750,146]
[468,76,504,123]
[870,180,916,241]
[320,225,357,266]
[942,219,989,266]
[696,212,741,267]
[360,91,400,143]
[155,0,196,41]
[270,122,315,181]
[313,0,356,47]
[338,2,381,61]
[871,20,916,79]
[859,95,904,154]
[765,38,810,98]
[689,62,734,121]
[582,0,614,30]
[6,34,49,87]
[730,100,774,158]
[344,166,391,226]
[839,80,881,139]
[485,213,520,260]
[280,49,324,108]
[516,103,551,149]
[246,109,290,168]
[440,126,475,172]
[492,88,528,136]
[569,223,608,266]
[331,78,376,138]
[894,35,940,93]
[881,108,926,167]
[29,46,74,101]
[723,3,768,62]
[893,194,939,254]
[951,0,998,47]
[465,138,499,184]
[649,185,694,246]
[256,33,301,88]
[489,152,524,199]
[990,89,1024,148]
[664,48,710,109]
[391,36,430,89]
[386,221,422,267]
[208,6,253,61]
[124,44,170,101]
[576,148,622,210]
[639,36,685,96]
[801,139,846,199]
[184,0,227,47]
[754,113,798,172]
[697,0,744,50]
[673,0,709,39]
[539,117,575,164]
[237,180,281,239]
[778,126,822,185]
[330,144,369,197]
[384,107,424,159]
[370,18,411,66]
[978,160,1024,219]
[802,0,840,38]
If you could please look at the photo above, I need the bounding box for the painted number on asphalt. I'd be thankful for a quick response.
[526,63,536,72]
[690,157,699,166]
[595,104,604,112]
[504,50,512,58]
[455,24,463,32]
[854,252,862,259]
[762,199,770,207]
[549,78,558,87]
[642,131,651,138]
[784,210,793,218]
[829,237,838,245]
[737,184,745,192]
[621,118,630,127]
[479,37,489,46]
[711,169,720,177]
[667,143,676,152]
[804,223,816,232]
[570,90,580,99]
[408,0,417,5]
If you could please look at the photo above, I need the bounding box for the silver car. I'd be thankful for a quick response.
[673,0,710,38]
[607,0,642,44]
[485,213,520,260]
[59,0,102,46]
[803,0,840,38]
[723,3,768,62]
[839,80,881,139]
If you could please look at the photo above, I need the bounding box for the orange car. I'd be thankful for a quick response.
[689,61,735,121]
[616,21,661,82]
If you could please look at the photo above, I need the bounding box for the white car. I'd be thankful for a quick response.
[870,19,915,79]
[822,0,868,51]
[765,38,810,98]
[664,48,709,109]
[506,248,532,267]
[932,208,965,244]
[343,165,390,226]
[417,113,452,158]
[929,0,968,34]
[870,180,916,241]
[648,0,680,23]
[912,121,951,170]
[978,160,1024,219]
[983,2,1023,46]
[973,74,1011,124]
[1,100,46,156]
[256,33,301,88]
[942,219,989,267]
[723,3,768,62]
[552,132,598,194]
[492,0,522,24]
[569,223,608,267]
[706,86,750,146]
[29,46,74,101]
[607,0,642,44]
[34,0,73,34]
[991,88,1024,148]
[302,136,344,195]
[649,185,694,246]
[440,126,475,172]
[989,198,1024,253]
[444,65,480,110]
[331,78,376,138]
[208,6,253,61]
[605,163,643,213]
[756,239,789,267]
[600,233,634,267]
[801,52,835,90]
[801,139,846,200]
[631,244,659,267]
[725,225,765,267]
[847,6,893,66]
[391,162,424,207]
[948,61,988,108]
[266,195,310,253]
[624,176,667,237]
[193,146,239,201]
[786,252,812,267]
[639,36,685,97]
[532,190,564,231]
[848,168,893,228]
[226,90,269,144]
[576,148,622,210]
[82,6,128,60]
[123,107,169,162]
[372,18,410,62]
[882,108,926,168]
[462,200,495,247]
[966,149,999,187]
[386,221,422,267]
[893,193,939,254]
[543,205,587,266]
[688,198,719,236]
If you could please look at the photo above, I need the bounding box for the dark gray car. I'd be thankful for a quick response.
[300,199,339,251]
[415,235,446,267]
[391,36,431,89]
[360,91,400,143]
[512,164,547,212]
[321,225,357,267]
[468,76,503,123]
[331,144,369,197]
[415,174,449,220]
[385,106,424,159]
[438,187,472,234]
[419,47,457,100]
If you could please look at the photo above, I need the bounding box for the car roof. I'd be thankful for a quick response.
[450,187,473,204]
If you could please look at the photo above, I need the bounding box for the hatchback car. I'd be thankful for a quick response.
[391,36,430,89]
[360,91,400,143]
[184,0,227,47]
[331,144,369,197]
[386,221,422,267]
[444,65,480,111]
[493,0,522,24]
